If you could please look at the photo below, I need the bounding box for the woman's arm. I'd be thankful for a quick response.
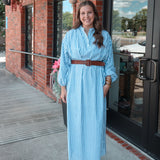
[58,32,71,103]
[103,31,117,92]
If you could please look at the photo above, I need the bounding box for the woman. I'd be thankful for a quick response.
[58,1,117,160]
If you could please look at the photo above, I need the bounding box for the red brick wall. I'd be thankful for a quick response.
[5,0,56,101]
[5,0,103,102]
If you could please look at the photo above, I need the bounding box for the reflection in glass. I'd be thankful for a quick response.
[109,0,148,124]
[54,0,63,58]
[25,6,33,70]
[54,0,73,57]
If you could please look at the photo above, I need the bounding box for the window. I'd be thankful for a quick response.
[0,2,5,51]
[53,0,63,58]
[53,0,73,58]
[25,5,33,71]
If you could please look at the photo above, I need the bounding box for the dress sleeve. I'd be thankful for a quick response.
[58,32,71,86]
[104,32,117,83]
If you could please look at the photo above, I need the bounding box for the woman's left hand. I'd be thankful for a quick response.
[103,84,110,97]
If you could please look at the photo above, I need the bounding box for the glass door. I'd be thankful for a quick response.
[104,0,160,159]
[106,0,150,145]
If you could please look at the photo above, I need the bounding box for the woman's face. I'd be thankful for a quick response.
[80,5,95,29]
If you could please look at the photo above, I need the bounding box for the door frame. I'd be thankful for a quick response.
[103,0,160,159]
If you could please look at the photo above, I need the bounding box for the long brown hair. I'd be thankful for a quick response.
[73,1,104,48]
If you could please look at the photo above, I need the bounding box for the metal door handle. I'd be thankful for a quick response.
[150,60,157,83]
[138,59,157,82]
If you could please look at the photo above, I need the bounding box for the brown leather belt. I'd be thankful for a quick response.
[71,60,105,66]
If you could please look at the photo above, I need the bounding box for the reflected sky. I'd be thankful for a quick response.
[113,0,148,18]
[63,0,73,13]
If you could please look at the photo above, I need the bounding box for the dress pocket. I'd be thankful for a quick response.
[101,68,106,86]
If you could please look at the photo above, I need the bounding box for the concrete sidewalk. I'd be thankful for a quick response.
[0,68,152,160]
[0,128,142,160]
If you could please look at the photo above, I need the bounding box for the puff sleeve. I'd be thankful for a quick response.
[104,32,117,83]
[58,32,71,86]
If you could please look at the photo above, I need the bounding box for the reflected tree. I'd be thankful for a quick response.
[120,8,147,32]
[121,17,133,31]
[112,10,121,31]
[62,12,73,30]
[133,9,147,32]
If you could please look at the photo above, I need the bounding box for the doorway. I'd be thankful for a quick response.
[103,0,160,159]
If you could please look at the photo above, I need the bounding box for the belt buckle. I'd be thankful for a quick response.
[85,60,91,66]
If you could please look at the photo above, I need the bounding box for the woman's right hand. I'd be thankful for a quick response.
[61,86,67,103]
[103,84,110,97]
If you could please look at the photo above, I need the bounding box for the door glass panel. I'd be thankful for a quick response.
[109,0,148,124]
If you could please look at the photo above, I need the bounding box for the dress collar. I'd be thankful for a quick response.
[79,25,95,34]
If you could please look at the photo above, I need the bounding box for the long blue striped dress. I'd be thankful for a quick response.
[58,25,117,160]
